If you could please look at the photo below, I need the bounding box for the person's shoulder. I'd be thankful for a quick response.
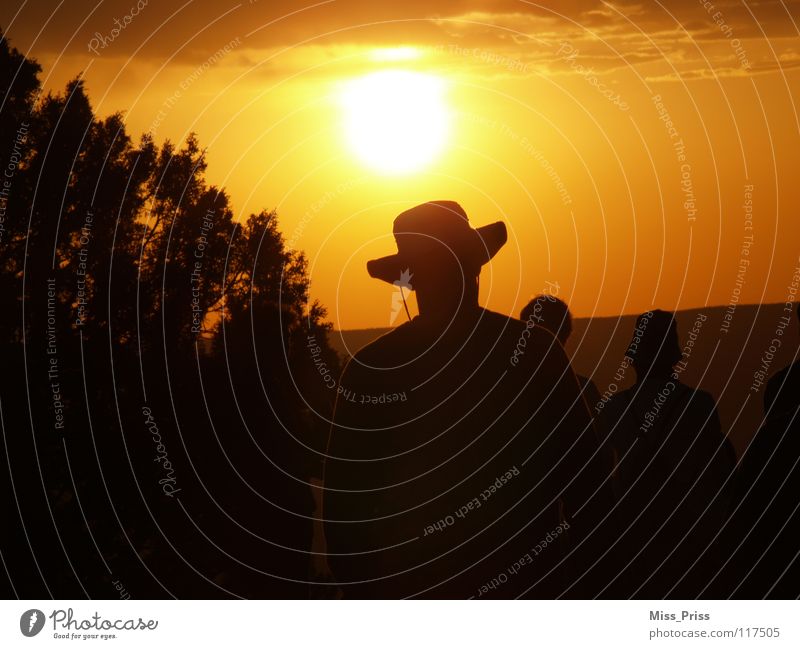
[479,308,562,349]
[767,360,799,387]
[606,386,635,410]
[674,382,713,406]
[346,321,416,368]
[477,308,521,329]
[578,374,601,399]
[667,382,719,423]
[784,358,800,373]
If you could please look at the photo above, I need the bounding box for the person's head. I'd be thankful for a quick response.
[367,201,506,318]
[628,309,681,378]
[520,295,572,345]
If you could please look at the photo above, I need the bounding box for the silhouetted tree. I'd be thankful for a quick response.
[0,31,339,599]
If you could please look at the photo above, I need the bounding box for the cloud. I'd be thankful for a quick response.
[2,0,797,83]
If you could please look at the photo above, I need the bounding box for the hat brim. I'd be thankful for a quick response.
[367,221,507,285]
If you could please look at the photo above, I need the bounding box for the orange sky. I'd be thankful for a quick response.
[3,0,800,329]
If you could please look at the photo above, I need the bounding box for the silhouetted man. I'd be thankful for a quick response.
[764,303,800,419]
[322,201,610,598]
[521,295,603,410]
[724,303,800,597]
[520,294,618,514]
[607,310,735,597]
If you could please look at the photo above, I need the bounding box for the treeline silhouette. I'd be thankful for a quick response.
[0,33,340,598]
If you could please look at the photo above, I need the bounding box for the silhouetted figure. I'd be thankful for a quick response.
[765,303,800,420]
[322,201,611,598]
[519,294,620,565]
[521,296,602,406]
[722,303,800,597]
[607,310,735,598]
[520,295,611,452]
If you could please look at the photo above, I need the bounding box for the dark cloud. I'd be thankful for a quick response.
[0,0,593,60]
[1,0,797,75]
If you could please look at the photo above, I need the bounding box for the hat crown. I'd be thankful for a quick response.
[392,201,470,242]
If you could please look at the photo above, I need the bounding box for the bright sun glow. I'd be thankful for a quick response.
[340,70,449,175]
[368,47,421,62]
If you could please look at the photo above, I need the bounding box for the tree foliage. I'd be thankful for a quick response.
[0,31,339,598]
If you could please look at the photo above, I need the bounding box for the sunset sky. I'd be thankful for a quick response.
[3,0,799,329]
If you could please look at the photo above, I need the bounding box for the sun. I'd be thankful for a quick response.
[340,70,450,175]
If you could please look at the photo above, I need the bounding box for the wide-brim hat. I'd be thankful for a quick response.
[367,200,507,285]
